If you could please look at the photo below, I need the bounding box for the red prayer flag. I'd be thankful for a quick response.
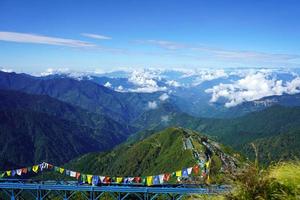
[163,173,171,182]
[193,165,200,175]
[76,172,81,180]
[21,168,28,174]
[134,177,141,183]
[104,176,111,183]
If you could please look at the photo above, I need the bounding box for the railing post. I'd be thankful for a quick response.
[10,189,15,200]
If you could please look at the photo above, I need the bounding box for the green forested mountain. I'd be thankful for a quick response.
[0,90,135,169]
[131,104,300,164]
[0,89,133,135]
[66,127,241,180]
[0,71,161,123]
[0,109,99,169]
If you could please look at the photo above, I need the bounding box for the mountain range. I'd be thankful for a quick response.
[0,70,300,171]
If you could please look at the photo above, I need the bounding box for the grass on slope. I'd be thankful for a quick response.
[67,127,196,177]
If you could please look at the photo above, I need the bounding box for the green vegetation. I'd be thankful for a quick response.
[132,103,300,165]
[0,89,132,169]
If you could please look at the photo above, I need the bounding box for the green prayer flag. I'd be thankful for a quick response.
[141,176,146,184]
[81,174,87,183]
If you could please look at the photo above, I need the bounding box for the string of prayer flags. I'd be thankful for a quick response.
[0,160,212,186]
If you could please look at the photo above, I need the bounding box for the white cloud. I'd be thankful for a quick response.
[128,70,167,93]
[0,31,96,48]
[115,85,124,92]
[0,68,13,73]
[161,115,170,123]
[40,68,69,76]
[148,101,158,109]
[81,33,112,40]
[192,69,228,85]
[137,39,300,64]
[166,80,181,87]
[159,93,169,101]
[104,81,112,88]
[205,72,300,107]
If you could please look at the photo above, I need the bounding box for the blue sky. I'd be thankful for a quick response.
[0,0,300,73]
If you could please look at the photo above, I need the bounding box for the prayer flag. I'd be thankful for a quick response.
[81,174,87,183]
[146,176,153,186]
[163,173,171,182]
[116,177,123,183]
[22,168,28,174]
[187,167,193,175]
[153,175,160,185]
[16,169,22,176]
[99,176,105,183]
[76,172,81,180]
[193,165,199,175]
[70,171,76,177]
[182,168,188,177]
[159,174,164,184]
[175,170,182,177]
[32,165,39,173]
[59,168,64,174]
[134,177,141,183]
[92,176,99,186]
[141,177,146,185]
[87,175,92,184]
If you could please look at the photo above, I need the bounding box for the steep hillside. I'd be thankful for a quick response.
[66,127,242,182]
[0,89,133,135]
[0,90,136,169]
[0,109,100,169]
[242,129,300,164]
[0,71,161,123]
[131,104,300,165]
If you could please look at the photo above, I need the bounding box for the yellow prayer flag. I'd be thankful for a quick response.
[87,175,92,184]
[6,171,11,176]
[116,177,123,183]
[206,175,211,184]
[59,168,65,174]
[175,170,182,177]
[146,176,153,186]
[32,165,39,173]
[206,159,211,169]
